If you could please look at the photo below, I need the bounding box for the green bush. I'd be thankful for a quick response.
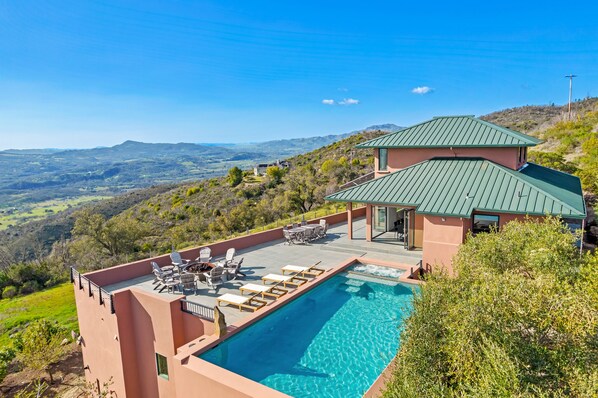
[384,217,598,397]
[2,285,17,299]
[19,280,40,295]
[186,187,200,196]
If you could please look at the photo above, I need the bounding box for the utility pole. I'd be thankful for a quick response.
[565,74,577,119]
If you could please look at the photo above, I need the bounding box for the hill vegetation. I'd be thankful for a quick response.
[483,97,598,195]
[385,217,598,397]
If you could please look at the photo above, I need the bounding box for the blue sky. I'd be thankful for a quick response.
[0,0,596,149]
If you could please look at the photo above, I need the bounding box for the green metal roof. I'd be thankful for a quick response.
[325,158,586,219]
[355,116,541,148]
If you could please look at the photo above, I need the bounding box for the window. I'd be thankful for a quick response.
[472,214,499,234]
[518,147,527,164]
[156,353,169,380]
[378,148,388,171]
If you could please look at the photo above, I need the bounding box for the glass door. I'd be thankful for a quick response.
[403,209,415,249]
[372,206,387,239]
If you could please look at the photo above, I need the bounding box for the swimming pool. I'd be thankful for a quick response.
[199,266,418,397]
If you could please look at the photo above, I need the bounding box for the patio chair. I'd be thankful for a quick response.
[151,261,177,285]
[158,274,182,293]
[198,247,212,264]
[224,258,246,280]
[283,229,294,245]
[318,223,328,238]
[179,273,197,295]
[170,251,190,271]
[292,223,299,229]
[204,266,225,291]
[216,248,236,267]
[216,293,267,312]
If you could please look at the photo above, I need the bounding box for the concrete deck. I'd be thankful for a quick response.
[104,217,422,324]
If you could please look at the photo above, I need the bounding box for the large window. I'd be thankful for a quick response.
[472,214,499,234]
[378,148,388,171]
[156,353,169,380]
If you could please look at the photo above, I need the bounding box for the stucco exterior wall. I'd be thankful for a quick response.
[374,147,522,177]
[422,215,467,274]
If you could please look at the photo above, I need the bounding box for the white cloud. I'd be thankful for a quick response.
[411,86,434,95]
[322,99,335,105]
[339,98,360,105]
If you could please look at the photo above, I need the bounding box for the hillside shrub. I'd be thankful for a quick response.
[2,285,17,299]
[19,280,40,295]
[186,187,200,197]
[384,217,598,397]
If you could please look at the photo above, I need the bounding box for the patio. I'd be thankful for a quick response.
[103,217,422,324]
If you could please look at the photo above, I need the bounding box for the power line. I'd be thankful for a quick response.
[565,74,577,119]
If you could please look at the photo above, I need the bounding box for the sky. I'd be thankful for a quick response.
[0,1,597,149]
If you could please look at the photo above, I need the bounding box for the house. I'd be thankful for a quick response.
[253,160,289,176]
[71,115,585,398]
[325,115,586,273]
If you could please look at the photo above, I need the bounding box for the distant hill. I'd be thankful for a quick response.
[482,98,598,134]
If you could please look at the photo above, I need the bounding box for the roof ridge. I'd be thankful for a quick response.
[484,160,581,215]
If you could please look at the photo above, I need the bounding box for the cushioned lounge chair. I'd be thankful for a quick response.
[216,293,267,312]
[261,273,307,288]
[239,283,287,299]
[281,262,324,277]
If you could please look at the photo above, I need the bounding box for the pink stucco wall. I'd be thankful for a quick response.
[422,212,544,274]
[374,147,523,177]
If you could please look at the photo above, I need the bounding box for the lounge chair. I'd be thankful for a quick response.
[262,273,307,288]
[216,248,236,267]
[223,258,245,280]
[281,262,325,277]
[240,283,287,299]
[217,293,267,312]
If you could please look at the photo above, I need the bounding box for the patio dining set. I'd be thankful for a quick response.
[282,219,328,245]
[151,247,244,294]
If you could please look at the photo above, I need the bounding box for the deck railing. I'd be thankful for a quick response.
[339,171,375,190]
[70,267,115,314]
[180,299,215,322]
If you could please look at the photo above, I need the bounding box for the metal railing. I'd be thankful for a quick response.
[339,171,375,190]
[180,299,215,322]
[70,267,115,314]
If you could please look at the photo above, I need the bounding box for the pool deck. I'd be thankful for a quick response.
[104,217,422,324]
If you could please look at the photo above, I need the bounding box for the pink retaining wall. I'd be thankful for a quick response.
[75,284,211,397]
[84,208,365,288]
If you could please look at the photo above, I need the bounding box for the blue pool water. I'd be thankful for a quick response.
[200,269,418,397]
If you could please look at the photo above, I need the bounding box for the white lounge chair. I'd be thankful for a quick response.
[217,293,267,312]
[281,262,324,277]
[261,273,307,288]
[239,283,287,299]
[203,266,225,291]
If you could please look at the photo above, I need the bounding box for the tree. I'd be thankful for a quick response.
[16,320,68,384]
[265,166,284,186]
[384,217,598,397]
[72,210,146,257]
[227,166,243,187]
